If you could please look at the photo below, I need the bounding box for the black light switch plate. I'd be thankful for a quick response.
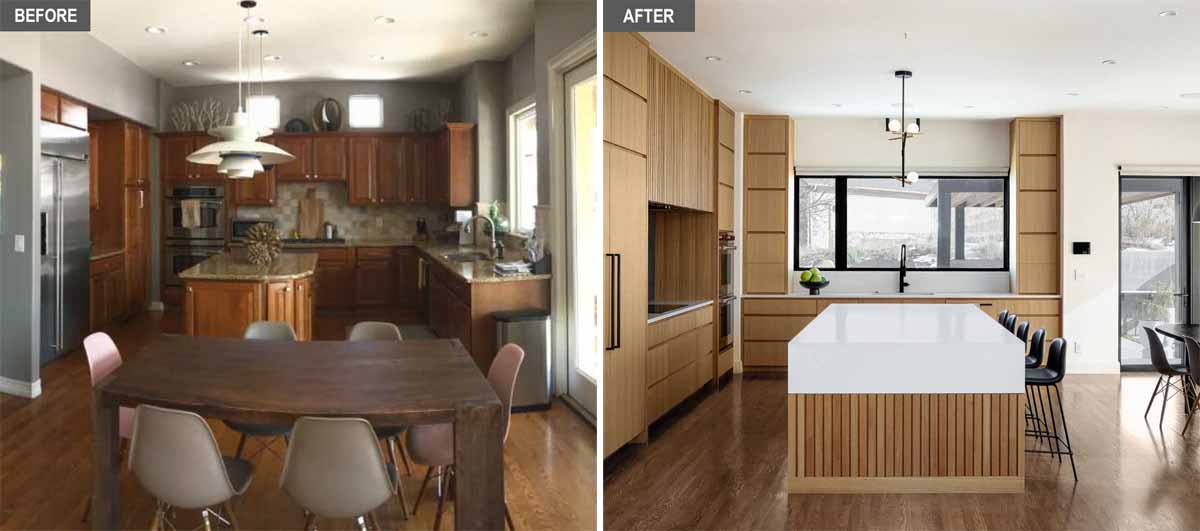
[1072,242,1091,255]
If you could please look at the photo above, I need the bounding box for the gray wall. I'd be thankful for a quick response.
[40,33,159,127]
[0,32,42,391]
[534,0,596,205]
[168,80,456,133]
[506,38,535,109]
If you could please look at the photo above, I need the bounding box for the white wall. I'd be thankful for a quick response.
[791,117,1013,293]
[1061,112,1200,373]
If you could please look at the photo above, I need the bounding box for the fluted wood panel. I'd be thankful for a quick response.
[604,78,648,155]
[647,55,714,211]
[651,210,716,301]
[788,393,1024,493]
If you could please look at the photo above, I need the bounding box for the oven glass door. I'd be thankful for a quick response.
[166,247,222,286]
[170,199,225,239]
[719,300,733,349]
[719,251,734,297]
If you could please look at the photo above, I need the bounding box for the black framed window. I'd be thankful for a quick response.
[794,175,1009,271]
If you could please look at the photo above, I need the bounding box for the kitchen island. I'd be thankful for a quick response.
[179,251,318,340]
[786,303,1025,493]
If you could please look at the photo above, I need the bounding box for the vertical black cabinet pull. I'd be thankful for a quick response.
[605,253,622,351]
[614,253,622,350]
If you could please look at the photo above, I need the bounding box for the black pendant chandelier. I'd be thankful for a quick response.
[885,70,921,187]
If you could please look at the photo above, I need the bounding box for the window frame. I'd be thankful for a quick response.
[347,94,384,129]
[507,98,538,236]
[245,94,280,129]
[793,174,1010,272]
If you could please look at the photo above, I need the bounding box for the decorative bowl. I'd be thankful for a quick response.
[799,279,830,295]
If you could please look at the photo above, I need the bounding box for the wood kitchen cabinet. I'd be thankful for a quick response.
[273,136,313,181]
[232,164,276,205]
[159,133,220,182]
[184,276,314,340]
[354,247,395,305]
[377,136,404,203]
[41,88,88,130]
[395,247,420,305]
[313,248,355,309]
[89,254,128,332]
[123,186,149,314]
[348,137,379,205]
[294,276,314,340]
[645,306,714,424]
[647,55,714,212]
[273,134,347,182]
[94,119,152,318]
[433,123,475,207]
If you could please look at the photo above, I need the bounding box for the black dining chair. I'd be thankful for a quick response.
[1182,337,1200,434]
[998,309,1009,325]
[1015,321,1030,349]
[1004,314,1018,334]
[1143,326,1192,429]
[1025,337,1077,481]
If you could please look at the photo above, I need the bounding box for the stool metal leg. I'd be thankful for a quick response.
[1042,384,1063,463]
[1052,383,1078,481]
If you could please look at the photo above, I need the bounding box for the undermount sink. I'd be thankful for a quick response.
[873,290,937,296]
[443,252,490,263]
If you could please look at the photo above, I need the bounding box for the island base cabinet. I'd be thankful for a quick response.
[184,277,314,340]
[786,393,1024,493]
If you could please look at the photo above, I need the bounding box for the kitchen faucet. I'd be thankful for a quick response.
[465,214,499,259]
[899,244,911,294]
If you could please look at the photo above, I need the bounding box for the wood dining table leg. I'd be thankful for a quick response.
[90,390,120,530]
[453,401,505,530]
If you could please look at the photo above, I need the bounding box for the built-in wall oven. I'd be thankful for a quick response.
[719,296,734,351]
[719,232,735,298]
[167,185,226,240]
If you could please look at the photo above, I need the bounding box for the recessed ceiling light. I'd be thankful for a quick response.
[369,54,386,61]
[1101,59,1118,65]
[263,54,281,62]
[831,103,842,108]
[1159,105,1171,109]
[964,105,976,109]
[1066,92,1081,96]
[705,55,722,62]
[182,60,200,67]
[737,89,752,95]
[375,16,396,24]
[1180,92,1200,99]
[144,25,167,34]
[1159,9,1178,17]
[469,31,489,38]
[242,15,265,24]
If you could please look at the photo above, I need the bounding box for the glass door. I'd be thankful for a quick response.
[1119,177,1190,367]
[565,57,599,415]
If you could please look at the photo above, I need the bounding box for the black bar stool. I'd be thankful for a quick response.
[1025,337,1078,481]
[1142,326,1192,429]
[1024,328,1048,442]
[1183,337,1200,434]
[998,309,1009,325]
[1015,321,1030,347]
[1004,314,1018,334]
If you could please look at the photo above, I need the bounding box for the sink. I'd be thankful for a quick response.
[443,252,490,263]
[872,291,937,296]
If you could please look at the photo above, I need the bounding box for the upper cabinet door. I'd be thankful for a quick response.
[274,136,313,181]
[192,135,222,181]
[377,136,404,203]
[312,137,347,181]
[347,136,378,205]
[59,96,89,131]
[41,89,60,122]
[408,135,431,202]
[161,136,195,181]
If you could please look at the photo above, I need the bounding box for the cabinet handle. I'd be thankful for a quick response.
[187,287,193,293]
[605,253,621,351]
[284,287,291,292]
[138,190,144,209]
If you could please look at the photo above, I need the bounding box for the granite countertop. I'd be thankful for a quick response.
[418,244,551,284]
[179,251,319,281]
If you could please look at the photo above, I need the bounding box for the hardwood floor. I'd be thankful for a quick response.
[0,310,596,530]
[605,373,1200,530]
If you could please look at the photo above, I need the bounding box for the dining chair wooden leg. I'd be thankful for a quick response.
[504,500,516,531]
[386,437,410,520]
[234,433,248,460]
[367,511,383,530]
[302,511,317,531]
[223,500,240,530]
[81,496,91,524]
[413,466,434,515]
[433,468,455,531]
[395,436,414,476]
[1145,375,1164,418]
[148,504,162,531]
[1162,375,1173,429]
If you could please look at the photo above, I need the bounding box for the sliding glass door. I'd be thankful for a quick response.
[1119,177,1189,367]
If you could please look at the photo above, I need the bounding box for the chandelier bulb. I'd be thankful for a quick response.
[906,122,920,134]
[887,119,902,133]
[906,171,920,183]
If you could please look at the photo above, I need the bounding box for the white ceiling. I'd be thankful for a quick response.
[644,0,1200,118]
[90,0,534,86]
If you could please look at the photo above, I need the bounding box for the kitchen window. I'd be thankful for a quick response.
[794,175,1009,271]
[508,101,538,235]
[348,94,383,128]
[246,94,280,129]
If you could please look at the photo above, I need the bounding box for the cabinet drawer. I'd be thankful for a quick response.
[743,341,788,367]
[717,348,734,376]
[667,360,695,409]
[696,323,714,356]
[647,378,669,424]
[646,343,668,386]
[1005,298,1060,316]
[743,298,816,315]
[667,328,698,375]
[315,248,350,263]
[356,247,395,261]
[696,350,714,391]
[90,254,124,275]
[648,305,712,347]
[744,315,812,341]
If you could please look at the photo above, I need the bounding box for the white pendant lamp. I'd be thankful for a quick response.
[186,0,293,179]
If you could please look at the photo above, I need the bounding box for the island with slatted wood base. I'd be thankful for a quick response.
[786,303,1026,493]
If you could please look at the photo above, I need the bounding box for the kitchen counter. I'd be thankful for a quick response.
[179,251,318,281]
[749,291,1061,299]
[647,300,713,324]
[419,244,551,284]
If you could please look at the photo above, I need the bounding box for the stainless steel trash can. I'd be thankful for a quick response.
[494,309,551,411]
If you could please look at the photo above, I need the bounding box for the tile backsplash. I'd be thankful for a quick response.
[235,183,451,240]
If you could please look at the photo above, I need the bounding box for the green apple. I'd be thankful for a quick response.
[800,270,813,282]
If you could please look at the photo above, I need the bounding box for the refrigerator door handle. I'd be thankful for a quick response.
[55,159,64,351]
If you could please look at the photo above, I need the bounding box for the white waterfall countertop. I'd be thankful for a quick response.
[787,303,1025,395]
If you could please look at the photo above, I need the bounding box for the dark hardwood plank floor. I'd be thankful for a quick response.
[1,310,596,530]
[604,373,1200,530]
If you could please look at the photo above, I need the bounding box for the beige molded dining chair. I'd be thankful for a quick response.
[223,321,297,461]
[348,321,404,341]
[408,343,525,530]
[129,404,254,530]
[281,416,399,529]
[81,332,135,524]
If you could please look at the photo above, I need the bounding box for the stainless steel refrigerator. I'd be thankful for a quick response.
[40,121,91,365]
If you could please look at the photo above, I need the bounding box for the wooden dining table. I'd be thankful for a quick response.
[91,335,505,530]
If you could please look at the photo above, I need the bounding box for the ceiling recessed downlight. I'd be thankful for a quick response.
[831,103,842,108]
[1101,59,1118,65]
[469,31,489,38]
[182,60,200,67]
[737,89,752,95]
[369,54,386,61]
[1159,9,1178,17]
[705,55,722,62]
[375,16,396,24]
[1066,92,1081,96]
[964,105,976,109]
[1180,92,1200,99]
[144,25,167,34]
[263,54,281,62]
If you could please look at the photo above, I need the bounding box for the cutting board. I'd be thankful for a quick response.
[297,188,323,238]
